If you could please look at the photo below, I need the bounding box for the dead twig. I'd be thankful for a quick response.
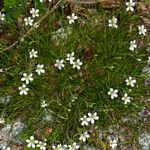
[1,0,62,53]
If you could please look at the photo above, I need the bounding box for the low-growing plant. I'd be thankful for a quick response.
[0,0,149,149]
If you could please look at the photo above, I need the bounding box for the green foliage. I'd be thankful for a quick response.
[0,0,149,149]
[4,0,17,6]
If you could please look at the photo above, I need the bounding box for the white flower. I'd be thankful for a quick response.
[138,25,147,36]
[0,12,5,21]
[29,49,38,58]
[37,141,47,150]
[24,17,34,26]
[30,8,39,18]
[53,28,68,44]
[66,52,75,64]
[79,131,90,142]
[108,88,118,99]
[1,145,11,150]
[148,57,150,65]
[26,136,39,148]
[80,115,89,126]
[20,37,24,42]
[0,68,3,72]
[125,76,136,87]
[40,0,51,2]
[110,139,117,149]
[18,84,29,95]
[33,22,39,28]
[61,144,68,150]
[52,145,56,149]
[129,40,137,51]
[68,142,79,150]
[41,101,47,108]
[52,144,62,150]
[126,0,136,12]
[108,16,118,28]
[54,59,65,70]
[36,64,45,75]
[72,59,83,70]
[21,73,33,84]
[67,13,78,24]
[87,112,99,124]
[137,58,141,62]
[121,93,131,104]
[0,117,5,124]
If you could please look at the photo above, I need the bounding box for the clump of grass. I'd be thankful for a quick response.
[0,0,149,149]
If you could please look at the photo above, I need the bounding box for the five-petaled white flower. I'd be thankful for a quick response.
[29,49,38,58]
[87,112,99,124]
[18,84,29,95]
[37,141,47,150]
[129,40,137,51]
[41,101,47,108]
[79,131,90,142]
[67,13,78,24]
[72,59,83,70]
[138,25,147,36]
[26,136,39,148]
[54,59,65,70]
[68,142,79,150]
[66,52,75,64]
[21,73,33,84]
[80,115,89,126]
[30,8,39,18]
[125,76,136,87]
[0,12,5,21]
[108,88,118,99]
[108,16,118,29]
[36,64,45,75]
[24,17,34,26]
[121,93,131,104]
[126,0,136,12]
[110,139,117,149]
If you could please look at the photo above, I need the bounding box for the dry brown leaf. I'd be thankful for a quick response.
[66,0,120,8]
[85,48,94,62]
[0,33,16,43]
[119,145,133,150]
[99,0,120,8]
[10,144,24,150]
[0,131,11,141]
[66,0,101,4]
[138,2,150,15]
[141,17,150,28]
[44,127,53,134]
[79,70,89,80]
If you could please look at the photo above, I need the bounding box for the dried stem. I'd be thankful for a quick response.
[1,0,62,53]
